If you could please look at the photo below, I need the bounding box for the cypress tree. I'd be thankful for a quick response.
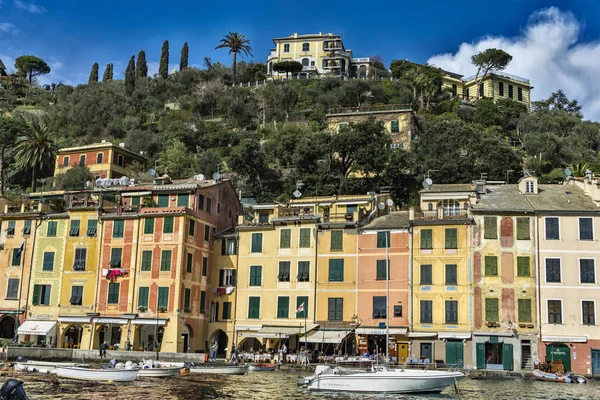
[102,63,113,82]
[125,56,136,96]
[88,62,99,83]
[159,40,169,79]
[180,42,189,70]
[136,50,148,78]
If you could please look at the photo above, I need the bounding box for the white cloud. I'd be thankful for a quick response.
[146,62,180,78]
[427,7,600,121]
[14,0,45,13]
[0,22,17,33]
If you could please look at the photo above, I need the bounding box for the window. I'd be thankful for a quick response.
[278,261,290,282]
[485,256,498,276]
[141,250,152,271]
[113,220,124,238]
[47,221,57,237]
[583,301,595,325]
[42,251,54,271]
[11,247,22,267]
[465,88,470,98]
[445,264,457,285]
[579,218,593,240]
[163,217,174,234]
[117,154,124,167]
[258,213,269,223]
[177,194,189,207]
[251,233,263,253]
[221,238,236,255]
[108,282,119,304]
[445,228,458,249]
[69,220,80,236]
[138,287,149,308]
[198,194,204,211]
[277,296,289,318]
[297,261,309,282]
[580,259,595,283]
[110,248,122,268]
[328,298,343,321]
[157,195,169,207]
[525,181,534,193]
[546,217,560,240]
[372,296,387,319]
[394,305,403,317]
[338,123,347,131]
[74,248,87,271]
[508,84,513,98]
[518,299,532,322]
[131,197,140,207]
[250,265,262,286]
[420,265,432,284]
[248,297,260,319]
[517,256,530,277]
[485,298,499,322]
[301,58,309,67]
[499,82,504,96]
[70,286,83,305]
[219,269,236,286]
[328,259,344,282]
[376,260,389,280]
[63,156,69,167]
[6,278,19,299]
[548,300,562,324]
[296,296,308,319]
[87,219,97,237]
[158,287,169,309]
[518,87,523,101]
[390,143,404,150]
[217,203,220,214]
[484,217,497,239]
[280,229,291,249]
[451,83,457,96]
[222,302,232,320]
[299,228,311,248]
[79,154,86,167]
[420,300,432,323]
[283,43,290,52]
[479,82,484,97]
[186,253,193,273]
[390,120,399,133]
[516,217,530,240]
[188,220,195,236]
[96,153,103,164]
[144,218,154,234]
[160,250,172,271]
[184,288,191,310]
[206,197,212,213]
[32,284,51,305]
[200,291,206,313]
[202,257,208,276]
[203,225,210,241]
[346,205,357,214]
[421,229,432,249]
[302,42,309,52]
[23,220,31,235]
[546,258,561,282]
[330,230,343,251]
[377,231,390,248]
[445,300,458,324]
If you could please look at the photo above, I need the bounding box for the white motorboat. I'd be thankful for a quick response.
[14,361,89,374]
[300,365,464,394]
[190,365,248,375]
[138,366,181,378]
[55,366,140,382]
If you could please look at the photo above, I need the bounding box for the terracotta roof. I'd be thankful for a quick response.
[421,184,475,193]
[360,212,409,230]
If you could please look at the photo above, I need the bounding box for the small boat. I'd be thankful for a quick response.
[14,361,89,374]
[138,366,181,378]
[532,369,586,384]
[248,363,277,372]
[55,366,139,382]
[190,365,248,375]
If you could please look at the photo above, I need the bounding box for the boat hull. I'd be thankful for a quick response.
[190,365,248,375]
[15,361,88,374]
[138,367,181,377]
[532,370,586,384]
[248,364,277,372]
[56,367,139,382]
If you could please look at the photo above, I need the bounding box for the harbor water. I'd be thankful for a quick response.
[10,369,600,400]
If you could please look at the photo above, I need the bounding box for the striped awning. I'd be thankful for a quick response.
[408,332,437,338]
[93,317,128,324]
[355,328,407,335]
[438,332,471,340]
[130,319,168,326]
[58,316,92,323]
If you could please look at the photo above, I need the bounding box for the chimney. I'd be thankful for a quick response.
[101,139,106,143]
[119,143,125,148]
[293,32,298,38]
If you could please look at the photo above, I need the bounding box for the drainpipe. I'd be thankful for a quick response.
[22,217,42,329]
[535,212,542,361]
[232,229,240,350]
[91,202,105,350]
[126,213,142,348]
[408,224,414,357]
[313,225,319,323]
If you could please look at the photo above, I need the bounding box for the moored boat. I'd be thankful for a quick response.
[532,369,586,384]
[14,361,89,374]
[248,363,277,372]
[55,366,139,382]
[137,366,181,378]
[190,365,248,375]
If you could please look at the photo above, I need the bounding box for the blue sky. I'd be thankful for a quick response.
[2,0,600,118]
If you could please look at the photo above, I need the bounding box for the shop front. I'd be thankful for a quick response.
[356,327,408,361]
[302,328,353,357]
[17,320,58,346]
[540,335,592,373]
[473,332,528,371]
[57,316,93,349]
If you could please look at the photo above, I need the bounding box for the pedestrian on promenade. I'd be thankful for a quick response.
[211,342,218,362]
[99,342,108,359]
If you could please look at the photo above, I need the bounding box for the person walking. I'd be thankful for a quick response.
[211,342,218,362]
[229,344,238,365]
[99,342,108,359]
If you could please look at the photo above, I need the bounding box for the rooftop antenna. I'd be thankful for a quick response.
[422,169,437,190]
[480,173,488,180]
[293,180,304,198]
[426,170,438,179]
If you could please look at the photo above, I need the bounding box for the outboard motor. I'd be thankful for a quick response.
[0,379,29,400]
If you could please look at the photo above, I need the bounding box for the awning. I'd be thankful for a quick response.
[408,332,437,338]
[438,332,471,340]
[120,191,151,197]
[303,330,351,343]
[473,332,514,337]
[92,317,128,324]
[17,320,57,336]
[130,319,168,326]
[58,316,92,323]
[542,335,588,343]
[236,325,261,332]
[290,203,316,207]
[335,200,369,205]
[355,328,408,335]
[257,324,318,339]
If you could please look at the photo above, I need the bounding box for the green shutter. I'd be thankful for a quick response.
[485,298,499,321]
[517,217,530,240]
[390,120,399,133]
[503,343,514,371]
[296,296,308,319]
[186,253,193,273]
[144,218,154,234]
[251,233,263,253]
[108,283,120,304]
[476,343,486,369]
[42,252,54,271]
[518,299,532,322]
[158,287,169,309]
[131,196,140,207]
[113,220,124,238]
[141,250,152,271]
[163,217,174,233]
[47,221,57,236]
[329,259,344,282]
[377,231,390,248]
[138,287,149,308]
[184,288,191,309]
[421,229,432,249]
[87,219,98,236]
[446,264,457,285]
[280,229,291,249]
[248,297,260,319]
[202,257,208,276]
[200,291,206,313]
[517,257,530,277]
[420,265,432,284]
[32,284,40,305]
[222,302,232,320]
[177,194,189,207]
[330,230,343,251]
[250,266,262,286]
[160,250,172,271]
[484,217,497,239]
[445,228,457,249]
[157,195,169,207]
[299,228,311,248]
[485,256,498,276]
[277,297,289,318]
[376,260,388,280]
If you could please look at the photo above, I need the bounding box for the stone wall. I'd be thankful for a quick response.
[7,347,208,363]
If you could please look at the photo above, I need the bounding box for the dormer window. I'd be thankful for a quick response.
[526,181,534,193]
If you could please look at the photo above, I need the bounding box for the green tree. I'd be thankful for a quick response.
[215,32,253,84]
[390,60,442,109]
[102,63,113,82]
[157,139,195,179]
[159,40,169,79]
[88,62,99,84]
[0,116,28,195]
[532,89,583,117]
[125,56,136,96]
[471,49,512,100]
[136,50,148,78]
[272,61,303,79]
[228,138,267,193]
[13,119,60,191]
[14,55,51,84]
[196,148,222,176]
[180,42,189,70]
[55,166,93,190]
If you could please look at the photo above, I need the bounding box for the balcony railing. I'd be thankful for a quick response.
[462,71,530,84]
[323,212,356,223]
[411,207,470,220]
[327,103,412,115]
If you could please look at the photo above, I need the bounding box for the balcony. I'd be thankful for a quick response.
[411,206,471,221]
[68,193,99,209]
[323,41,342,51]
[323,212,355,223]
[100,205,140,215]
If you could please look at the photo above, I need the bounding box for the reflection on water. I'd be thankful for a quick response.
[10,369,600,400]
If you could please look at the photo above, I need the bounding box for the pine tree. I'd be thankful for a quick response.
[102,63,113,82]
[180,42,189,70]
[136,50,148,78]
[125,56,136,96]
[159,40,169,79]
[88,62,99,84]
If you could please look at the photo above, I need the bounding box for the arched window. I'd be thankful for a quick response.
[301,58,309,67]
[302,43,310,52]
[427,203,433,211]
[79,155,86,167]
[97,153,103,164]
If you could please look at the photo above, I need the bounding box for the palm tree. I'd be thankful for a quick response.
[14,119,60,191]
[215,32,253,84]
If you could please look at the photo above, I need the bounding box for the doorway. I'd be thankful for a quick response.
[397,342,408,363]
[420,342,432,361]
[0,316,15,339]
[546,343,571,372]
[592,349,600,374]
[182,334,189,353]
[446,340,464,367]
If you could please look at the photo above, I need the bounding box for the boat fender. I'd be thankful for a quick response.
[0,378,30,400]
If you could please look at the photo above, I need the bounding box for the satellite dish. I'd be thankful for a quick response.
[293,190,302,198]
[195,174,205,181]
[147,168,157,177]
[378,202,385,210]
[212,172,221,181]
[425,178,433,186]
[386,198,394,207]
[244,213,254,221]
[564,167,572,177]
